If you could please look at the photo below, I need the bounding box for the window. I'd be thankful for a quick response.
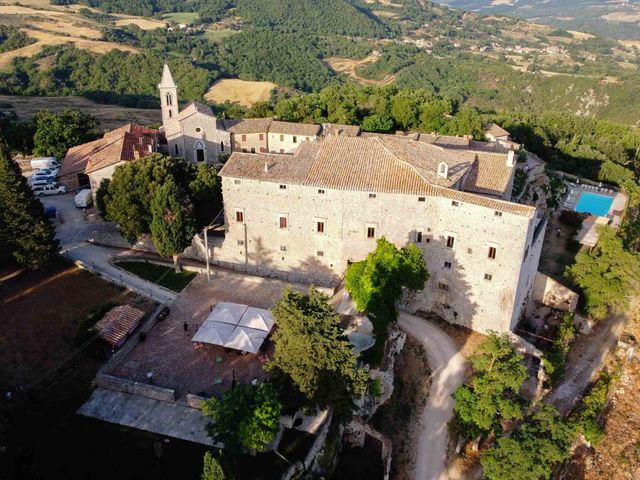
[415,231,423,243]
[174,144,179,156]
[484,273,493,281]
[237,240,244,246]
[306,137,310,142]
[280,246,287,252]
[425,237,431,243]
[166,93,172,106]
[293,136,297,143]
[241,134,247,141]
[438,282,449,291]
[220,141,225,152]
[279,184,287,190]
[418,197,426,202]
[279,134,284,141]
[242,148,247,153]
[317,250,324,257]
[250,147,256,154]
[234,179,241,185]
[467,248,473,254]
[488,247,497,259]
[260,147,266,153]
[367,227,376,239]
[259,133,264,141]
[279,149,285,153]
[168,109,172,118]
[279,216,288,229]
[369,193,377,199]
[446,236,455,248]
[494,211,503,217]
[444,261,452,269]
[317,221,325,234]
[451,201,459,207]
[235,211,244,223]
[318,189,325,195]
[195,127,202,133]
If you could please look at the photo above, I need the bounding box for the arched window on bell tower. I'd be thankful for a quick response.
[166,93,172,106]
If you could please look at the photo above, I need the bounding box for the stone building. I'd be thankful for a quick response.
[59,124,159,193]
[214,135,546,334]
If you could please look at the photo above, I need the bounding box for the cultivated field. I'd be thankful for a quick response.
[325,53,396,86]
[0,3,143,70]
[114,16,166,30]
[205,78,277,106]
[0,95,161,131]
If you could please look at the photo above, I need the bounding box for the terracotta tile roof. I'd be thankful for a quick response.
[461,152,515,197]
[270,120,321,137]
[220,135,535,217]
[417,133,472,147]
[95,305,145,348]
[222,117,273,134]
[62,124,158,176]
[485,122,510,138]
[178,101,213,121]
[323,124,361,137]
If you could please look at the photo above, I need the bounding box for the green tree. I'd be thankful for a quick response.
[360,114,393,133]
[481,404,575,480]
[149,177,196,271]
[0,138,58,269]
[188,163,223,229]
[33,109,97,160]
[268,287,368,414]
[201,452,225,480]
[565,226,640,319]
[453,333,528,437]
[202,382,282,454]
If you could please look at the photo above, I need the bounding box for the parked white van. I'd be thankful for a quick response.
[30,157,59,171]
[74,189,93,208]
[33,185,66,196]
[31,179,57,189]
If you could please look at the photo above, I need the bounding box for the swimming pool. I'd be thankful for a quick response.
[575,192,614,217]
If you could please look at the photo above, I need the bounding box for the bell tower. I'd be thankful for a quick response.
[158,64,178,128]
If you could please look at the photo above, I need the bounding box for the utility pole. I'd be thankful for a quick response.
[203,225,214,280]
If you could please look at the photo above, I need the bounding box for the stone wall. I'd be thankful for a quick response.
[166,111,230,163]
[232,132,268,153]
[268,133,316,154]
[216,176,543,333]
[95,373,176,402]
[526,272,579,314]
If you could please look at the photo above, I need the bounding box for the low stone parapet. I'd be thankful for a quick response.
[95,373,176,403]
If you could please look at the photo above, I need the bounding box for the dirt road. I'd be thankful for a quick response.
[398,312,465,480]
[547,300,638,415]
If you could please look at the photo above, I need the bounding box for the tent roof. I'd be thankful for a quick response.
[225,327,267,354]
[239,307,275,332]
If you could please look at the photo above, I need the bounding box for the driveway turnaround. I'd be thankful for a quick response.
[398,312,465,480]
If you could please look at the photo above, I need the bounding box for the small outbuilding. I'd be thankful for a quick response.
[95,305,146,349]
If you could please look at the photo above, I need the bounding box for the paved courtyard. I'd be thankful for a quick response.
[109,268,303,399]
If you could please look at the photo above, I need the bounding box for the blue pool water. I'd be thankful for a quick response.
[575,192,614,217]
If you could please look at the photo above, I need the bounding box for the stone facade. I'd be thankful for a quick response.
[214,175,545,333]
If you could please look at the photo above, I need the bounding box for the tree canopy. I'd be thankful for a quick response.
[98,154,222,242]
[202,382,282,454]
[481,404,575,480]
[565,226,640,319]
[268,287,368,414]
[33,109,97,160]
[0,138,58,269]
[201,452,225,480]
[453,333,528,437]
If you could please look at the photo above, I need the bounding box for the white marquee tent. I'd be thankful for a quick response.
[191,302,275,354]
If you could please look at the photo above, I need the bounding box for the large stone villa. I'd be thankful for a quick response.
[64,65,546,334]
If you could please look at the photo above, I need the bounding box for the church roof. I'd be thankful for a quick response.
[485,122,510,138]
[158,64,176,89]
[177,101,213,121]
[220,135,532,216]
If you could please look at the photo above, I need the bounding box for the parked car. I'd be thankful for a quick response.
[74,189,93,208]
[31,179,57,189]
[36,166,59,177]
[32,171,56,182]
[33,185,66,196]
[30,157,59,170]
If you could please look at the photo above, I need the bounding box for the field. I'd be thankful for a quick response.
[0,3,142,70]
[116,261,197,292]
[202,28,236,43]
[162,12,199,24]
[0,94,160,131]
[205,78,277,106]
[325,54,396,86]
[114,17,166,30]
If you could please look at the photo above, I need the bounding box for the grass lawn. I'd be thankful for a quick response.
[116,261,197,292]
[202,28,236,42]
[161,12,199,24]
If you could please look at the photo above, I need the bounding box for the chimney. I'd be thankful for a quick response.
[264,161,270,173]
[507,150,516,167]
[437,162,449,179]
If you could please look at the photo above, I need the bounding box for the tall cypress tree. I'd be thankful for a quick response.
[0,138,58,269]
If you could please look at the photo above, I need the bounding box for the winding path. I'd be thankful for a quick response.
[398,312,465,480]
